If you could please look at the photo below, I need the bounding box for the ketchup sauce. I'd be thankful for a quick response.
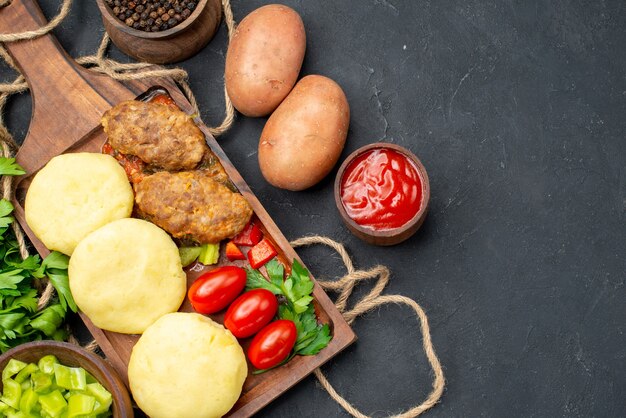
[340,148,423,231]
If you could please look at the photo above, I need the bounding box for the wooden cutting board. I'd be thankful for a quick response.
[0,1,356,417]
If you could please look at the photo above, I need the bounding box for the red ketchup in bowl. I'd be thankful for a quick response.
[340,148,423,231]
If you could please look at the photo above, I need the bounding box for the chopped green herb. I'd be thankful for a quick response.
[246,258,332,360]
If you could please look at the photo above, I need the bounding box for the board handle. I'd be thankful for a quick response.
[0,0,134,174]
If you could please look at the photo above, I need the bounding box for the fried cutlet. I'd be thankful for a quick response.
[101,100,207,171]
[134,170,253,244]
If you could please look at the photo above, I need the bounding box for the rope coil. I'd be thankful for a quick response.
[0,1,444,416]
[291,237,445,417]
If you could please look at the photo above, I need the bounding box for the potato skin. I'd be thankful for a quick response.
[225,4,306,117]
[258,75,350,191]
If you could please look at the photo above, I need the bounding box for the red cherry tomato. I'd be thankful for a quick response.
[224,289,278,339]
[247,319,297,370]
[188,266,246,314]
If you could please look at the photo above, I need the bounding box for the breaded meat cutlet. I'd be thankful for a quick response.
[101,100,207,171]
[134,170,253,244]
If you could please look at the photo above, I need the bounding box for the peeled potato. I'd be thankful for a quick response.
[258,75,350,190]
[25,153,134,255]
[225,4,306,117]
[68,218,186,334]
[128,313,247,418]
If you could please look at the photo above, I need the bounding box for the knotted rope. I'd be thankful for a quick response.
[291,236,445,417]
[0,1,445,416]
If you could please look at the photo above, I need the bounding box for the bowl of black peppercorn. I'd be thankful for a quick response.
[96,0,222,64]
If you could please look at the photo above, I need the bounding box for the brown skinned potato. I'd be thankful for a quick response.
[258,75,350,191]
[225,4,306,117]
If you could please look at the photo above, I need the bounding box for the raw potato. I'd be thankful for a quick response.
[25,153,134,255]
[259,75,350,191]
[128,313,247,418]
[69,218,186,334]
[225,4,306,117]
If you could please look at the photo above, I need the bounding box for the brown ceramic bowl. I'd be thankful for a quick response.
[334,142,430,246]
[0,341,134,417]
[96,0,222,64]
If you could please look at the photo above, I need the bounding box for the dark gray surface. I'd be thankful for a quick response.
[2,1,625,416]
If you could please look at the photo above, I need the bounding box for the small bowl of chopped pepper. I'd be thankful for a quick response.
[96,0,222,64]
[0,341,133,417]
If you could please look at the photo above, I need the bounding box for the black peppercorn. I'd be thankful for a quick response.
[111,0,194,32]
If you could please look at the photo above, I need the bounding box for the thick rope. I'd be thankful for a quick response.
[0,0,72,42]
[291,236,445,417]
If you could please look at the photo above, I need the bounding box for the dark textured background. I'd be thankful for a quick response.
[1,0,625,416]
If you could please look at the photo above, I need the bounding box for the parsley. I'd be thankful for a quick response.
[33,251,76,313]
[246,259,332,360]
[0,199,14,229]
[245,262,283,295]
[0,158,25,176]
